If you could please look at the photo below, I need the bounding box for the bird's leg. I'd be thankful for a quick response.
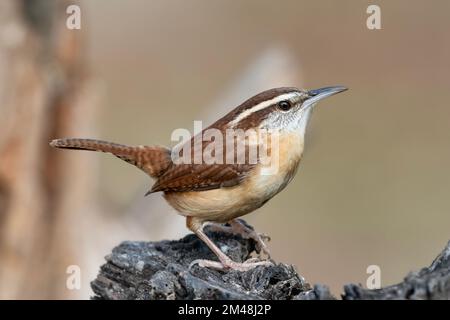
[187,217,273,272]
[205,219,271,259]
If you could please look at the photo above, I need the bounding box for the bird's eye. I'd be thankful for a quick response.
[277,100,292,111]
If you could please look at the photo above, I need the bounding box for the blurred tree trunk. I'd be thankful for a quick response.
[0,0,99,299]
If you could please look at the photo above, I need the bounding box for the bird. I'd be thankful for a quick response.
[50,86,347,271]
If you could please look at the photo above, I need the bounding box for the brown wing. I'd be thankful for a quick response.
[150,162,254,193]
[150,124,257,193]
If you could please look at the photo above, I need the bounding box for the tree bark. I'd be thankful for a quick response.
[90,221,450,300]
[343,241,450,300]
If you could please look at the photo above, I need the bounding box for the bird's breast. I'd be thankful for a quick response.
[247,132,304,201]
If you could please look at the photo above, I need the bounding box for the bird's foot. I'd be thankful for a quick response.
[189,258,274,272]
[246,231,271,259]
[207,221,271,259]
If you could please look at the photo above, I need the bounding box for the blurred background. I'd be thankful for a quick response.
[0,0,449,299]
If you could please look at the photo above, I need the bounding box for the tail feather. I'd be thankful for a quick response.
[50,138,172,178]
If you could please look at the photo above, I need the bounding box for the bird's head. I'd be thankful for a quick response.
[227,86,348,136]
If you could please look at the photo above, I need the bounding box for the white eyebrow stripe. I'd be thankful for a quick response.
[229,92,298,127]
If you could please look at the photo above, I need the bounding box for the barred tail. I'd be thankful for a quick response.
[50,138,171,178]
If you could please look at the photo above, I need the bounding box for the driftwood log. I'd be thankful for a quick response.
[91,221,450,300]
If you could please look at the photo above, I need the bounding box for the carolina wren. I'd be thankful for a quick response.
[50,86,347,271]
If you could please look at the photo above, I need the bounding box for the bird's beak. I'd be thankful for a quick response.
[303,86,348,109]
